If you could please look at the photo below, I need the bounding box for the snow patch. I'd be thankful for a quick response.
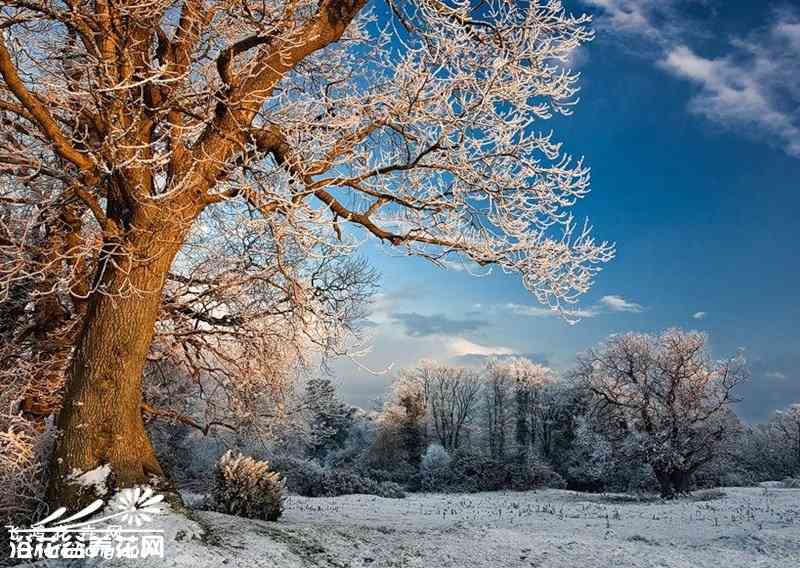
[67,464,112,496]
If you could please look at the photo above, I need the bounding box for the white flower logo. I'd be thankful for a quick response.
[110,487,165,527]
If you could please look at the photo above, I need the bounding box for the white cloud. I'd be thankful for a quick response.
[583,1,800,159]
[439,257,489,274]
[504,302,599,319]
[582,0,658,37]
[504,303,560,317]
[766,371,787,380]
[502,296,643,318]
[692,311,707,320]
[600,295,643,313]
[776,20,800,50]
[446,337,515,358]
[661,40,800,158]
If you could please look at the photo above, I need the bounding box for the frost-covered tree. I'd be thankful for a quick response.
[0,0,613,507]
[407,362,482,451]
[418,443,451,491]
[483,359,515,460]
[393,377,428,467]
[770,403,800,475]
[564,416,612,490]
[1,204,377,503]
[366,368,428,472]
[574,329,748,497]
[497,358,554,460]
[304,377,354,460]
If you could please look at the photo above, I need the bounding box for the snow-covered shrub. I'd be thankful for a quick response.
[318,469,405,498]
[0,416,54,564]
[272,455,405,498]
[693,461,756,489]
[211,451,285,521]
[375,481,406,499]
[446,449,493,492]
[320,469,372,495]
[444,450,542,493]
[365,466,416,485]
[524,461,567,490]
[625,464,659,495]
[502,457,566,491]
[782,477,800,489]
[270,455,326,496]
[0,415,52,526]
[418,444,452,491]
[564,417,613,491]
[148,421,229,491]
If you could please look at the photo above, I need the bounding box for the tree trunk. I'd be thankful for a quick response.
[654,467,691,499]
[654,467,675,499]
[46,219,187,510]
[672,469,691,495]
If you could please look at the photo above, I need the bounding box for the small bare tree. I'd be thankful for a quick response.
[483,357,553,460]
[0,0,613,507]
[402,362,481,451]
[574,329,748,497]
[483,359,515,460]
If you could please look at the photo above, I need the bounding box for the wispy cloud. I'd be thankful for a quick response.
[583,2,800,158]
[765,371,787,380]
[582,0,660,37]
[437,257,491,274]
[446,337,514,358]
[693,311,707,320]
[502,294,643,319]
[600,295,643,313]
[661,36,800,158]
[391,312,487,338]
[451,351,551,368]
[503,302,599,319]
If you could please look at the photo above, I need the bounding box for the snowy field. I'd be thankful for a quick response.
[66,486,799,568]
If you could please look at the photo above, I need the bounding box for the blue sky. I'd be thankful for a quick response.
[334,0,800,422]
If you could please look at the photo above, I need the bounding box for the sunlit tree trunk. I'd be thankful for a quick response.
[47,212,191,509]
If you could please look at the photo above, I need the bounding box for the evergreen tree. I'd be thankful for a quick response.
[305,378,353,461]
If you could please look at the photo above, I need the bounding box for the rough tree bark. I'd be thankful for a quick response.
[47,207,193,508]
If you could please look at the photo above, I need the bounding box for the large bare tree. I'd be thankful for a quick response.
[0,0,613,508]
[574,329,748,497]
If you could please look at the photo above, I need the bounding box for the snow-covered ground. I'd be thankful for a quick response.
[36,487,800,567]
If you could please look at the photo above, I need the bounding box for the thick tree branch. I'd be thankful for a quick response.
[0,36,94,172]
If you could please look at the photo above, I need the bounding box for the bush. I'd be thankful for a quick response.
[149,422,228,491]
[415,448,568,493]
[0,416,52,525]
[446,449,500,492]
[375,481,406,498]
[522,461,567,490]
[625,464,659,495]
[418,444,452,491]
[320,469,406,498]
[782,477,800,489]
[272,455,405,498]
[210,451,285,521]
[365,466,415,485]
[1,416,53,565]
[270,455,326,496]
[320,469,371,495]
